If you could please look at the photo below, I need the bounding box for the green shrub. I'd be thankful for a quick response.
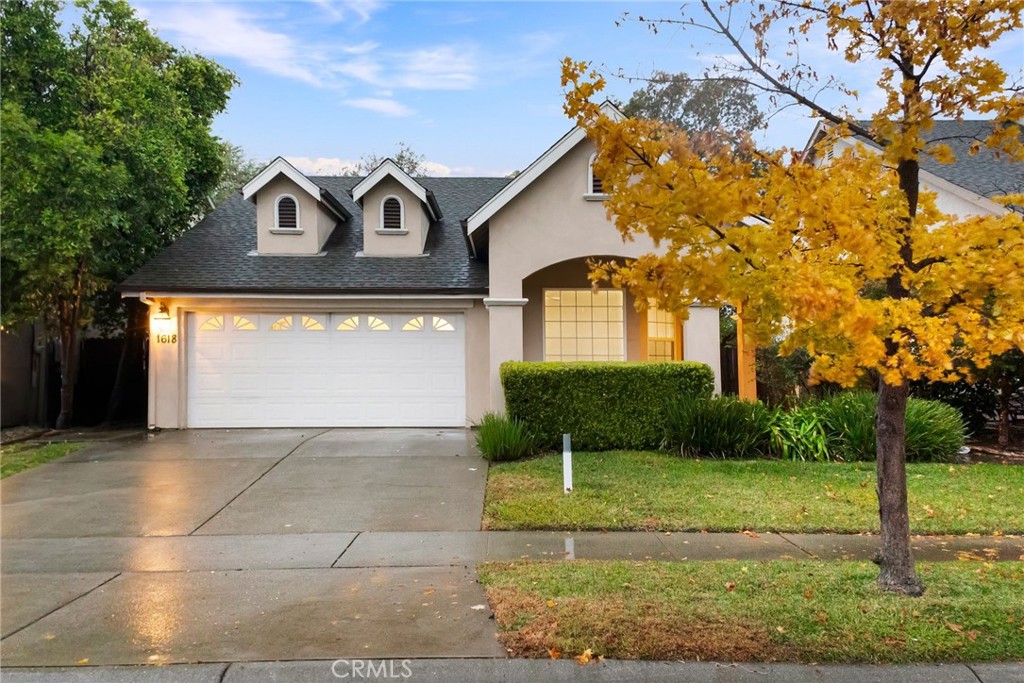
[475,412,538,462]
[766,406,834,461]
[663,392,965,463]
[911,378,995,435]
[664,395,773,459]
[812,392,877,460]
[905,398,967,462]
[813,392,965,462]
[501,361,714,451]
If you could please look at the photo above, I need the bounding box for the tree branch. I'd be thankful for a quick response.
[698,0,879,145]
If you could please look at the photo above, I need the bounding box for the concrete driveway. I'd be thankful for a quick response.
[0,429,504,667]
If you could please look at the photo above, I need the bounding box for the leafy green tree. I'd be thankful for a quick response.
[0,0,236,428]
[344,141,427,176]
[621,71,765,136]
[211,143,264,206]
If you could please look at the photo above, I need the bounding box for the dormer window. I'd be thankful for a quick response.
[586,154,608,200]
[275,195,299,231]
[381,196,405,231]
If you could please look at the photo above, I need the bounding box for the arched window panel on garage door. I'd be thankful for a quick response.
[301,315,326,331]
[432,316,455,332]
[335,315,360,331]
[402,316,425,331]
[366,315,390,331]
[269,315,293,331]
[198,315,224,331]
[233,315,257,331]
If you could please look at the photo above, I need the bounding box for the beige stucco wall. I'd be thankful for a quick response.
[316,205,336,251]
[464,300,490,424]
[255,176,327,255]
[484,137,722,410]
[145,296,487,429]
[360,177,430,256]
[683,307,722,393]
[487,140,662,298]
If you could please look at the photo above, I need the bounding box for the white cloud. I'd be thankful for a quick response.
[307,0,384,25]
[138,4,324,87]
[341,40,380,55]
[393,46,478,90]
[286,157,509,178]
[349,98,414,117]
[286,156,360,175]
[421,161,453,177]
[330,57,384,85]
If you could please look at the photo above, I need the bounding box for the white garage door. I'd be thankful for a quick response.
[186,312,465,427]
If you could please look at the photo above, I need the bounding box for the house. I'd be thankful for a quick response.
[120,103,732,429]
[803,119,1023,218]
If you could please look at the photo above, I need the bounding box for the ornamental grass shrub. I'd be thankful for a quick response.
[663,395,772,459]
[475,412,538,462]
[664,392,964,463]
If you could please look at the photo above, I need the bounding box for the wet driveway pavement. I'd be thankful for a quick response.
[0,428,504,666]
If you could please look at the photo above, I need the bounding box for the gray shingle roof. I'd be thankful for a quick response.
[120,176,510,295]
[854,119,1024,201]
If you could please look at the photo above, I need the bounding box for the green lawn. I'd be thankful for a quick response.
[484,452,1023,535]
[1,441,83,478]
[479,560,1024,663]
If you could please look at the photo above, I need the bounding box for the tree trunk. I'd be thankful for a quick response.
[54,311,82,430]
[54,260,87,430]
[873,381,925,596]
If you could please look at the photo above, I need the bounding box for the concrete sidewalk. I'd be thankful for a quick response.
[3,659,1022,683]
[3,531,1021,574]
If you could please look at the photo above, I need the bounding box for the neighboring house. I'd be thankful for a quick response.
[803,119,1023,218]
[120,103,726,429]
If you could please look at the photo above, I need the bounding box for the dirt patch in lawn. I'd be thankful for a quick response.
[486,585,789,661]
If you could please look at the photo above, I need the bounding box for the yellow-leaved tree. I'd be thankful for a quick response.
[563,0,1024,595]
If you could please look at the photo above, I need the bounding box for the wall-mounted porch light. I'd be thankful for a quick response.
[153,303,171,320]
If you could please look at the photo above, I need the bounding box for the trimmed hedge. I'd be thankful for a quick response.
[501,361,715,451]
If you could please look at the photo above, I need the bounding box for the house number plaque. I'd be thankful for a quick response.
[155,333,178,344]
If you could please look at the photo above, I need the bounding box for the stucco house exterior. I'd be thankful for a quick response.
[804,119,1022,219]
[121,103,727,429]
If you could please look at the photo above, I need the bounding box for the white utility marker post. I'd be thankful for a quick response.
[562,433,573,494]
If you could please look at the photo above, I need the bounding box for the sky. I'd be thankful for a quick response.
[129,0,1024,178]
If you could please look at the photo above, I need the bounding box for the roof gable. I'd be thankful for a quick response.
[802,120,1022,209]
[351,159,441,220]
[242,157,350,221]
[243,157,321,202]
[466,100,624,235]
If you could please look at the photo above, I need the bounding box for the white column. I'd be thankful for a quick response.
[148,303,183,428]
[683,305,723,394]
[484,297,528,413]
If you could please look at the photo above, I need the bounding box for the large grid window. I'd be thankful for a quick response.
[647,304,677,361]
[544,289,625,361]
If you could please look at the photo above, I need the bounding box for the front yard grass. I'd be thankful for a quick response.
[479,560,1024,663]
[1,441,83,478]
[484,452,1023,535]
